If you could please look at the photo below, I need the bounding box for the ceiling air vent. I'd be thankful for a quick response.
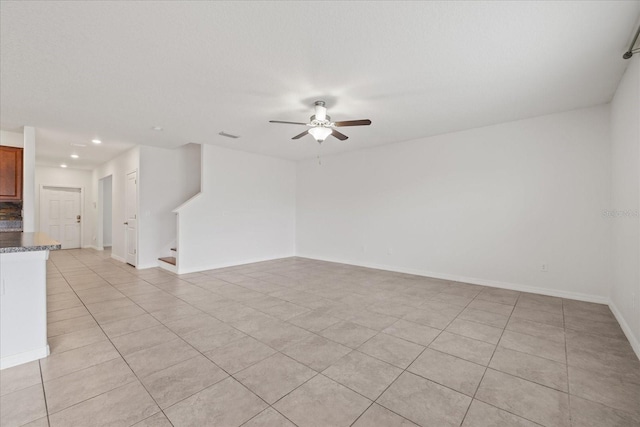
[218,131,240,139]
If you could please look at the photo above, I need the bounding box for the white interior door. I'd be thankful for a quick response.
[40,187,81,249]
[125,171,138,266]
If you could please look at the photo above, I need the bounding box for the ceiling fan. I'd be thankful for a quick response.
[269,101,371,143]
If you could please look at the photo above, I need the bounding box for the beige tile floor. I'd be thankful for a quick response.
[1,248,639,427]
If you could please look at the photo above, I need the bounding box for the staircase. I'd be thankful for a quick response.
[158,248,177,272]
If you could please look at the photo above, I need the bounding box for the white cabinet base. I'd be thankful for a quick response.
[0,250,49,370]
[1,345,50,370]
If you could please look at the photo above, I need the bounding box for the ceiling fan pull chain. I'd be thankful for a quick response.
[317,144,322,166]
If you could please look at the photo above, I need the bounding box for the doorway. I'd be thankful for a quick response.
[40,186,82,249]
[125,170,138,266]
[101,176,113,250]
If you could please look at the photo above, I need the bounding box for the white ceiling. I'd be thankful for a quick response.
[34,128,139,170]
[1,1,638,168]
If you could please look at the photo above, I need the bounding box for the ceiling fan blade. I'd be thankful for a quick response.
[331,129,349,141]
[333,119,372,127]
[269,120,308,126]
[292,130,309,140]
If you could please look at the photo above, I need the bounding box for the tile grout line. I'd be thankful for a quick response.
[460,293,572,427]
[77,256,318,425]
[563,298,573,426]
[44,250,633,426]
[70,252,245,426]
[37,360,52,427]
[88,261,325,425]
[47,252,185,425]
[79,258,264,426]
[457,289,521,426]
[350,289,484,427]
[219,282,466,425]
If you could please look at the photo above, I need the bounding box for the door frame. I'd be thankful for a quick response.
[124,168,139,267]
[96,175,113,251]
[38,185,84,249]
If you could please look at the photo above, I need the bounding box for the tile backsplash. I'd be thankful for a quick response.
[0,201,23,220]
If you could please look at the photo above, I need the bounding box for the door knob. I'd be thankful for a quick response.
[124,222,128,225]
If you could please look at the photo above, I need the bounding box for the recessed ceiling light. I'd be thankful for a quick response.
[70,154,79,159]
[152,126,163,131]
[60,164,68,168]
[91,139,102,144]
[71,143,87,147]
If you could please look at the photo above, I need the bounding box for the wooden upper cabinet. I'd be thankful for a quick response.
[0,146,23,201]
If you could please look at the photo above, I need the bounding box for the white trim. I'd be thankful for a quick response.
[125,169,139,267]
[39,184,85,249]
[175,212,180,270]
[82,245,102,251]
[135,263,158,270]
[296,254,610,305]
[298,255,640,357]
[177,254,295,275]
[609,301,640,360]
[96,174,114,252]
[1,345,49,370]
[173,143,204,213]
[172,192,202,213]
[97,177,104,250]
[158,260,178,273]
[111,253,126,263]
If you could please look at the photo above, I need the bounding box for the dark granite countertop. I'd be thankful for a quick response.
[0,232,61,253]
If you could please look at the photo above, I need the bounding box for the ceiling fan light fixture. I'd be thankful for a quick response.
[269,100,371,142]
[309,127,332,142]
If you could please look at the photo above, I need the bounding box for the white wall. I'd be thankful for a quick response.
[102,176,112,247]
[610,57,640,355]
[22,127,36,232]
[180,143,201,197]
[177,144,296,273]
[34,166,94,248]
[297,105,612,301]
[92,147,140,263]
[138,144,201,269]
[0,130,23,148]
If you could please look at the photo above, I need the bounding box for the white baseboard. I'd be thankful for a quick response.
[296,254,610,305]
[82,245,102,251]
[1,345,50,370]
[158,260,178,273]
[299,255,639,359]
[608,301,640,360]
[110,254,126,263]
[177,254,295,275]
[135,263,159,270]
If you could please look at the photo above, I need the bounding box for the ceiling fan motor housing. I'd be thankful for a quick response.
[310,114,331,126]
[314,101,328,122]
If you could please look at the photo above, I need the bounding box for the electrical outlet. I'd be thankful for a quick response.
[541,264,548,272]
[388,247,394,255]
